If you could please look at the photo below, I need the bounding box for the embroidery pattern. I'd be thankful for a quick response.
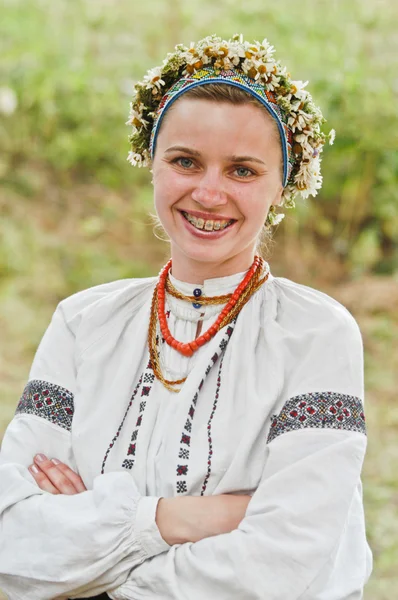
[121,358,156,471]
[267,391,366,444]
[176,321,236,495]
[106,309,171,473]
[15,380,74,431]
[101,372,144,474]
[200,350,227,496]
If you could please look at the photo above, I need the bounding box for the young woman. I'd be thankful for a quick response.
[0,35,372,599]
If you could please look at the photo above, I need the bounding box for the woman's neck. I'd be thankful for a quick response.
[169,248,256,284]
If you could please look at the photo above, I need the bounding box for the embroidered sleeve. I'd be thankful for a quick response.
[267,391,366,444]
[15,379,74,432]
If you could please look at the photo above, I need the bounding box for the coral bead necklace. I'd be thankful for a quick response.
[148,255,269,392]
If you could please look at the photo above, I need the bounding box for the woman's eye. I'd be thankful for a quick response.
[174,157,194,169]
[235,166,253,178]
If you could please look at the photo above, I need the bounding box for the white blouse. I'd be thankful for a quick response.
[0,264,373,600]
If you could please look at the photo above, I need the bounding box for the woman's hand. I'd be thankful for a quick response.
[28,454,250,544]
[156,494,252,546]
[28,454,87,495]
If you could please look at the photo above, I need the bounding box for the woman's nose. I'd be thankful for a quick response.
[191,187,228,205]
[191,173,228,206]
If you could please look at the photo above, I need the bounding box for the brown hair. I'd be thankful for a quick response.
[152,83,283,258]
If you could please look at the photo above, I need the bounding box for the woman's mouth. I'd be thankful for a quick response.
[180,210,236,233]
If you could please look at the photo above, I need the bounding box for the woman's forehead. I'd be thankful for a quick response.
[157,98,279,152]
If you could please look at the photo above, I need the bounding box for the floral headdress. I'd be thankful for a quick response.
[126,34,335,226]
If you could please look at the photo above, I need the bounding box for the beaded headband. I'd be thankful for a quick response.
[149,66,294,187]
[126,34,335,226]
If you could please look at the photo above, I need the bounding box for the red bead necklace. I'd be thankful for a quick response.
[156,255,262,357]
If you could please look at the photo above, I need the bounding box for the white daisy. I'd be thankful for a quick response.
[267,211,285,226]
[294,132,314,155]
[294,155,323,198]
[127,151,149,167]
[143,67,165,91]
[266,73,281,91]
[126,102,149,128]
[285,80,309,103]
[288,109,314,132]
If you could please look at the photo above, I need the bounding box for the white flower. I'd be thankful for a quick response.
[294,132,314,155]
[268,211,285,226]
[0,87,17,115]
[127,151,148,167]
[126,102,149,128]
[143,67,165,91]
[260,39,275,56]
[287,80,309,102]
[241,58,255,74]
[232,33,244,44]
[328,128,336,145]
[266,73,281,91]
[287,109,314,132]
[294,155,323,198]
[229,40,246,61]
[279,65,290,80]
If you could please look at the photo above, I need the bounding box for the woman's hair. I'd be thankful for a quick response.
[151,83,281,259]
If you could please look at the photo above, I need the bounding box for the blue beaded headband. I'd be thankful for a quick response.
[149,66,294,187]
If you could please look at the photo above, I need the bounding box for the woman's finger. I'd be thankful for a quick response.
[48,457,87,493]
[28,463,61,495]
[32,454,84,495]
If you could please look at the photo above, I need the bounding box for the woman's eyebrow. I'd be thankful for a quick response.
[228,155,266,166]
[164,146,266,165]
[164,146,201,156]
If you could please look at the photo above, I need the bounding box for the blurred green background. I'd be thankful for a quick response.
[1,0,397,597]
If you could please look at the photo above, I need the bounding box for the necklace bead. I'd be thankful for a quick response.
[148,256,269,391]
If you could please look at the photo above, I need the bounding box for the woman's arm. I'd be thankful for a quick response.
[155,495,252,545]
[0,300,170,600]
[104,306,373,600]
[104,428,370,600]
[28,457,252,546]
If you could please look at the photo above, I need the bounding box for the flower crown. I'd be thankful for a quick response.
[126,34,335,226]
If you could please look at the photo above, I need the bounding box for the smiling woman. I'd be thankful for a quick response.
[0,34,372,600]
[151,98,283,281]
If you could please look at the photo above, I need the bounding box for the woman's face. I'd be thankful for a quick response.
[151,97,283,282]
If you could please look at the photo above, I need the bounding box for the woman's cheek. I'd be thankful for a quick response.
[158,170,192,201]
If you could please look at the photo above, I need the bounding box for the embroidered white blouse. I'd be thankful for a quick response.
[0,265,373,600]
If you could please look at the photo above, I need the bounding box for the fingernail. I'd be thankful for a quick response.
[35,454,46,462]
[30,465,39,474]
[51,458,60,465]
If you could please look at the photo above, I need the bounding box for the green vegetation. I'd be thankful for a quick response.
[1,1,397,597]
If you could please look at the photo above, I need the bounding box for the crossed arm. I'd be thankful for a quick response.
[24,430,370,600]
[1,292,372,598]
[28,452,251,546]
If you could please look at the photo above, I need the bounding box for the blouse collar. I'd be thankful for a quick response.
[166,262,271,322]
[169,269,248,297]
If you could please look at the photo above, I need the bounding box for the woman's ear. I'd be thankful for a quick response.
[271,184,284,207]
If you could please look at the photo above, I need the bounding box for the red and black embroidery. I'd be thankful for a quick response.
[176,320,236,495]
[15,380,74,432]
[267,391,367,444]
[104,310,171,474]
[200,350,226,496]
[121,359,156,471]
[101,372,144,474]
